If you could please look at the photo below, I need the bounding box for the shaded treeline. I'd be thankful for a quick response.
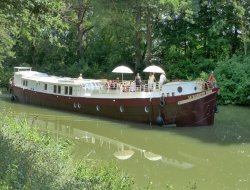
[0,0,249,104]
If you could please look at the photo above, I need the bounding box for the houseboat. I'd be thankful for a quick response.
[10,67,219,127]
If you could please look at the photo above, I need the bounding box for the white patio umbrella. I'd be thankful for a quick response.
[143,65,165,74]
[112,65,133,81]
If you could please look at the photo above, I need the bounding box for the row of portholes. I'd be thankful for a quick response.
[74,103,151,113]
[96,105,150,113]
[178,85,203,92]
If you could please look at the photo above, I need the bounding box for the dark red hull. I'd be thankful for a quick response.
[11,86,218,127]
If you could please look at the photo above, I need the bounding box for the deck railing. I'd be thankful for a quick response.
[103,80,161,93]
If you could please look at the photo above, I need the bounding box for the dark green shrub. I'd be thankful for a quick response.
[214,55,250,105]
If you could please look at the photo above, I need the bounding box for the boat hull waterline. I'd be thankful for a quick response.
[11,86,217,127]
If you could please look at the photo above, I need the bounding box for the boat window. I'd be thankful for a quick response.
[53,85,57,93]
[90,83,94,89]
[69,86,73,95]
[96,83,102,89]
[177,86,182,93]
[23,80,28,86]
[44,84,47,90]
[65,86,68,95]
[82,82,102,91]
[58,86,61,94]
[85,83,90,90]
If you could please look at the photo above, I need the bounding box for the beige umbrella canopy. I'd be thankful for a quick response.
[144,151,162,161]
[113,150,135,160]
[143,65,165,74]
[112,65,133,81]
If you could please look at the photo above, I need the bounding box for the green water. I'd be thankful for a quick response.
[1,91,250,189]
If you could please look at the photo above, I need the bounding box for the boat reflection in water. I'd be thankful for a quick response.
[30,114,193,169]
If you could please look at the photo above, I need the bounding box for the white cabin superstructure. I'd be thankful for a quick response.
[13,67,105,97]
[13,67,204,99]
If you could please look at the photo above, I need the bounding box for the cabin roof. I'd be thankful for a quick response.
[18,71,102,85]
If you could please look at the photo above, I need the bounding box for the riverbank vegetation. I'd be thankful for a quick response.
[0,110,134,190]
[0,0,249,105]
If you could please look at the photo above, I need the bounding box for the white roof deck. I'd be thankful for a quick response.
[18,70,102,85]
[14,67,203,99]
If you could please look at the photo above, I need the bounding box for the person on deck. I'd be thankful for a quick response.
[135,73,141,86]
[208,71,217,88]
[159,72,167,88]
[208,71,219,113]
[135,73,142,91]
[148,73,155,91]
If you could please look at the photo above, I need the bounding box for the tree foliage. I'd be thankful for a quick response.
[0,0,249,104]
[215,55,250,105]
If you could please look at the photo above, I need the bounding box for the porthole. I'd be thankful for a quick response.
[144,106,150,113]
[96,105,100,111]
[194,86,197,91]
[177,86,182,93]
[120,106,124,112]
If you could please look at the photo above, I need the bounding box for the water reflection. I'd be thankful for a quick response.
[2,93,250,189]
[28,114,193,169]
[114,150,135,160]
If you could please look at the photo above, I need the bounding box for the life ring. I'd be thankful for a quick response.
[96,105,100,111]
[120,106,124,112]
[144,106,150,113]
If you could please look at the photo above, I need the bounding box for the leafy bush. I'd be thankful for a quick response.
[0,111,134,190]
[214,55,250,105]
[0,66,12,88]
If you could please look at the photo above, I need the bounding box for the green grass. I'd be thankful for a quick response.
[0,110,134,190]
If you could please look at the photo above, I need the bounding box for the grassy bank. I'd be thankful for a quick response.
[0,110,134,190]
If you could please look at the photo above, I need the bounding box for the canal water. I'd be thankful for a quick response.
[1,91,250,189]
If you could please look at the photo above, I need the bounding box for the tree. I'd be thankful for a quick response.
[0,7,16,65]
[135,0,143,71]
[63,0,93,69]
